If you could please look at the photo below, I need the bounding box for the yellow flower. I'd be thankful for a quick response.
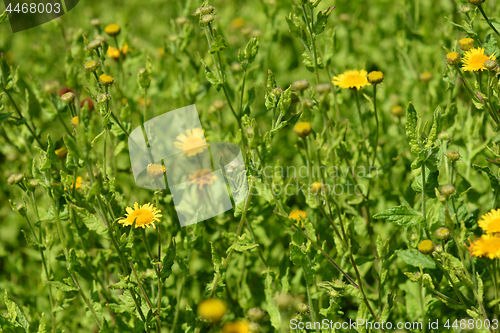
[121,44,132,55]
[231,18,245,29]
[417,240,435,255]
[118,202,162,229]
[70,176,83,190]
[107,46,121,60]
[459,38,474,51]
[310,182,323,194]
[188,169,217,189]
[223,320,250,333]
[332,69,369,90]
[367,71,384,85]
[147,163,166,179]
[478,209,500,234]
[391,105,404,117]
[419,72,433,82]
[289,210,307,228]
[104,23,121,37]
[197,298,227,321]
[71,116,80,127]
[100,73,115,86]
[462,47,496,72]
[138,97,151,107]
[55,147,68,160]
[466,234,500,259]
[446,52,460,66]
[293,122,312,138]
[173,128,208,157]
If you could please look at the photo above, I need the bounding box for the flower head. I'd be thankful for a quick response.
[459,38,474,51]
[332,69,369,90]
[466,234,500,259]
[391,105,404,117]
[310,182,323,194]
[417,240,435,255]
[435,227,451,241]
[87,40,102,51]
[173,128,208,157]
[367,71,384,85]
[58,87,74,97]
[293,122,312,138]
[223,320,250,333]
[188,169,217,189]
[147,163,166,179]
[289,210,307,228]
[55,147,68,160]
[197,298,227,321]
[446,52,460,66]
[118,202,162,229]
[99,73,115,86]
[462,47,496,72]
[292,79,310,92]
[107,46,121,60]
[7,173,24,186]
[104,23,121,37]
[467,0,486,6]
[84,60,99,73]
[71,116,80,127]
[419,72,433,82]
[60,92,75,104]
[478,209,500,234]
[70,176,83,189]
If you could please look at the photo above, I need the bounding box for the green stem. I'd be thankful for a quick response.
[478,5,500,38]
[421,166,429,236]
[372,85,379,168]
[431,255,467,307]
[353,89,369,158]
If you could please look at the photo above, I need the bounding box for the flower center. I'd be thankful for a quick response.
[488,218,500,232]
[470,54,489,69]
[484,237,500,252]
[344,75,365,86]
[129,209,154,226]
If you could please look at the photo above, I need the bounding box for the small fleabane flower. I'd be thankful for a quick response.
[197,298,227,321]
[445,150,460,162]
[478,208,500,234]
[367,71,384,85]
[485,59,497,71]
[310,182,323,194]
[289,210,307,223]
[84,60,99,73]
[95,35,108,43]
[90,18,101,27]
[71,116,80,127]
[99,74,115,86]
[58,87,74,97]
[55,147,68,160]
[292,79,310,92]
[147,163,166,179]
[87,40,102,51]
[70,176,83,189]
[60,92,75,104]
[315,83,331,94]
[467,0,486,6]
[459,38,474,51]
[333,69,369,90]
[419,72,433,82]
[435,227,451,241]
[200,14,215,25]
[118,202,162,229]
[7,173,24,186]
[418,240,435,255]
[391,105,404,117]
[247,307,265,321]
[97,93,111,104]
[466,234,500,259]
[462,47,496,71]
[107,46,121,60]
[446,52,460,66]
[104,23,121,37]
[440,185,456,198]
[42,80,59,95]
[293,122,312,138]
[200,6,215,15]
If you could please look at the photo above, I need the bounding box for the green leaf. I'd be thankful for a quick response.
[209,29,227,54]
[99,319,113,333]
[37,314,47,333]
[0,10,8,27]
[285,14,307,42]
[405,102,420,154]
[4,289,30,332]
[373,205,425,227]
[70,205,110,240]
[48,281,79,292]
[108,274,136,290]
[244,36,259,65]
[302,51,324,73]
[411,169,439,198]
[160,238,176,280]
[39,135,57,172]
[21,230,45,251]
[396,249,436,269]
[264,272,281,330]
[313,7,334,35]
[0,111,12,124]
[485,33,500,58]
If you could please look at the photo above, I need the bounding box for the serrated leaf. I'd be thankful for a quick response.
[21,230,45,251]
[48,281,79,292]
[396,249,435,269]
[160,238,176,280]
[209,29,227,54]
[313,7,334,35]
[264,272,281,330]
[70,205,110,240]
[373,205,425,227]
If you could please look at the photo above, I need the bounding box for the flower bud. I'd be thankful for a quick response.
[435,227,451,241]
[8,173,24,185]
[446,52,460,66]
[367,71,384,85]
[391,105,404,117]
[84,60,99,73]
[440,185,456,198]
[296,302,308,313]
[418,240,435,255]
[90,18,101,27]
[97,93,111,104]
[104,23,121,37]
[310,182,322,194]
[292,79,310,92]
[13,203,27,215]
[87,40,102,51]
[485,59,497,71]
[438,132,451,141]
[42,80,59,95]
[60,92,75,104]
[200,6,215,15]
[55,147,68,160]
[71,116,80,127]
[137,67,151,90]
[467,0,486,6]
[293,122,312,138]
[175,17,189,25]
[445,150,460,162]
[200,15,215,25]
[459,38,474,51]
[419,72,433,82]
[95,35,108,44]
[247,307,265,321]
[315,83,331,94]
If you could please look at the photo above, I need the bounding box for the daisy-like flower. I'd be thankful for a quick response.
[222,320,250,333]
[174,128,208,157]
[462,47,496,72]
[118,202,162,229]
[478,208,500,234]
[147,163,166,179]
[107,46,121,60]
[188,169,217,189]
[332,69,369,90]
[197,298,227,321]
[70,176,83,190]
[289,209,307,222]
[466,234,500,259]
